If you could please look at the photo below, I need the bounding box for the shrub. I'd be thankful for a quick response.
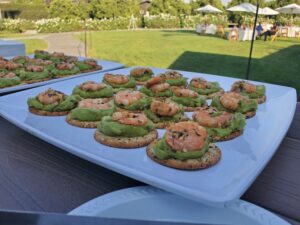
[0,19,35,33]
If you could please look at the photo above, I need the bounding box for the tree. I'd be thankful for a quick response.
[49,0,89,19]
[149,0,191,15]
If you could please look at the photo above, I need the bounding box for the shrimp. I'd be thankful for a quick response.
[150,100,179,116]
[150,83,170,93]
[145,76,164,87]
[25,65,44,72]
[104,73,129,84]
[165,121,207,152]
[51,52,64,58]
[114,90,142,106]
[65,56,78,63]
[5,62,21,70]
[112,111,148,126]
[160,70,182,79]
[190,77,212,89]
[220,92,246,110]
[84,59,98,67]
[0,72,16,78]
[193,107,232,128]
[130,67,153,77]
[231,81,257,94]
[37,89,65,105]
[171,87,198,98]
[80,81,107,91]
[78,98,112,110]
[56,63,75,70]
[12,56,30,62]
[29,58,53,66]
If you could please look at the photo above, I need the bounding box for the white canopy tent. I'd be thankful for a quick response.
[196,5,223,14]
[276,3,300,14]
[260,7,279,15]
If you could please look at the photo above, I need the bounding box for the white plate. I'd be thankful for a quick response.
[0,56,123,94]
[0,67,296,206]
[69,186,290,225]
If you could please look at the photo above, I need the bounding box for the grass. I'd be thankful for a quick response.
[17,39,48,54]
[79,30,300,98]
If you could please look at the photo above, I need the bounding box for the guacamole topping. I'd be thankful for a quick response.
[166,77,188,86]
[75,61,94,71]
[104,78,136,89]
[34,53,50,60]
[171,95,206,107]
[139,86,173,97]
[72,86,113,98]
[19,70,50,81]
[27,95,81,112]
[69,107,114,121]
[0,76,21,88]
[154,138,210,160]
[98,116,155,137]
[115,96,152,111]
[189,82,221,95]
[211,96,257,114]
[130,73,152,82]
[206,113,246,138]
[51,67,80,76]
[144,105,184,123]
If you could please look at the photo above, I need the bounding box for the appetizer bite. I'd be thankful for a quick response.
[188,77,224,99]
[27,89,81,116]
[19,65,51,84]
[114,90,151,112]
[231,80,266,104]
[129,67,154,85]
[34,50,50,60]
[65,56,78,63]
[11,56,31,65]
[140,76,173,98]
[103,73,136,92]
[75,59,102,72]
[144,99,186,128]
[49,52,65,63]
[95,111,157,148]
[193,106,246,141]
[72,81,113,99]
[147,121,221,170]
[27,58,54,71]
[67,98,115,128]
[171,87,206,112]
[159,70,188,87]
[0,72,21,88]
[51,62,80,78]
[211,92,257,119]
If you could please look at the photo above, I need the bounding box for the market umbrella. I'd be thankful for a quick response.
[260,7,279,15]
[276,3,300,14]
[196,5,223,13]
[227,3,263,13]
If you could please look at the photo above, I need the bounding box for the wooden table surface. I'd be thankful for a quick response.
[0,103,299,224]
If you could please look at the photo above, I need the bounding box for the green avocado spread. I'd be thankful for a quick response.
[34,53,50,60]
[69,107,114,121]
[74,61,94,71]
[211,96,257,114]
[188,82,221,95]
[27,95,81,112]
[51,67,80,76]
[115,95,152,111]
[166,77,188,86]
[139,86,173,97]
[243,85,266,99]
[154,138,210,160]
[144,105,184,123]
[0,76,21,88]
[72,86,113,98]
[98,116,155,137]
[171,95,206,107]
[19,70,50,81]
[206,113,246,138]
[130,73,152,82]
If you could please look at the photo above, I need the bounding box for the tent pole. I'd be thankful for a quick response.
[245,1,259,80]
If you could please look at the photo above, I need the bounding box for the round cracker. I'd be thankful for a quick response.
[255,95,266,104]
[66,114,99,128]
[94,129,158,149]
[79,65,102,73]
[245,110,256,119]
[23,77,51,84]
[154,116,189,129]
[53,73,79,79]
[183,102,208,112]
[206,89,225,99]
[29,107,69,116]
[212,130,243,142]
[146,141,221,170]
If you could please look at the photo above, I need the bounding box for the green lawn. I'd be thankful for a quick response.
[15,39,47,54]
[80,30,299,98]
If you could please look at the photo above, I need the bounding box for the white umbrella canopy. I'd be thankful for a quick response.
[260,7,279,15]
[227,3,261,13]
[196,4,223,13]
[276,3,300,14]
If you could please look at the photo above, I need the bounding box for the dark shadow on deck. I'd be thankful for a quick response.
[168,45,300,96]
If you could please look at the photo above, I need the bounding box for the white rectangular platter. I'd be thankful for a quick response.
[0,67,297,206]
[0,57,123,94]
